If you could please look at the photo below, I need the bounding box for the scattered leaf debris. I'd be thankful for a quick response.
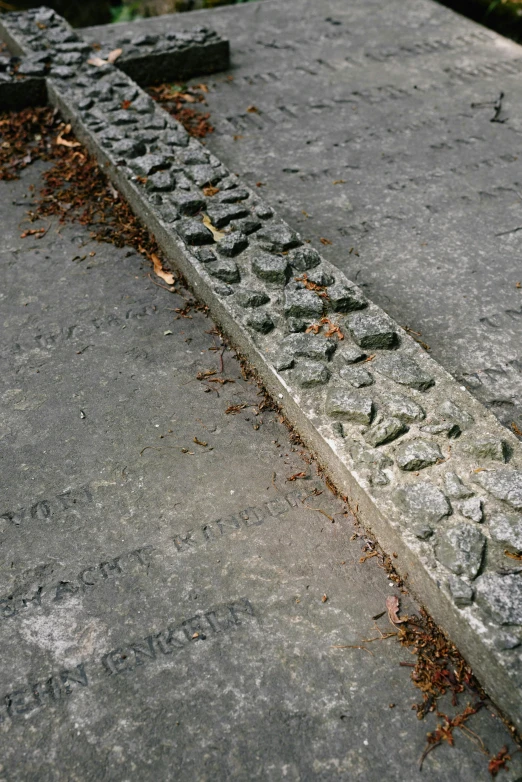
[202,213,225,240]
[287,471,307,481]
[488,746,511,777]
[225,403,248,415]
[147,83,214,138]
[386,595,408,625]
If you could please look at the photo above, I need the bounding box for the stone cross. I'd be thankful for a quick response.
[0,5,229,109]
[1,6,522,730]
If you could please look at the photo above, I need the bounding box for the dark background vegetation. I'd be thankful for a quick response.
[0,0,521,43]
[0,0,258,29]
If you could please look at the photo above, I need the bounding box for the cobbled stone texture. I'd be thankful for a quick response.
[2,5,522,732]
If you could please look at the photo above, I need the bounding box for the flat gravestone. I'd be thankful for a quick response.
[2,165,519,779]
[84,0,522,436]
[2,1,522,741]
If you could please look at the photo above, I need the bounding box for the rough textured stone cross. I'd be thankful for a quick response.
[0,5,229,109]
[1,6,522,731]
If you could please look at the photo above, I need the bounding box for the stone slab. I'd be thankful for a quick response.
[2,5,522,733]
[3,166,521,780]
[84,0,522,436]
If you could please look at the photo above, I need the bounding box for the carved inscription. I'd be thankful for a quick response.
[445,57,522,82]
[172,481,322,553]
[0,482,321,623]
[0,547,154,621]
[0,484,93,528]
[0,598,255,722]
[364,30,492,62]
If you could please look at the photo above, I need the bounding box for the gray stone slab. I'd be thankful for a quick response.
[2,3,522,734]
[83,0,522,437]
[3,166,521,780]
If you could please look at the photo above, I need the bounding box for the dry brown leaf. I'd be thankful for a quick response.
[107,48,123,64]
[180,93,197,103]
[386,595,407,625]
[151,253,174,285]
[87,55,108,67]
[203,185,220,197]
[287,471,307,481]
[202,214,225,241]
[56,134,81,148]
[505,550,522,561]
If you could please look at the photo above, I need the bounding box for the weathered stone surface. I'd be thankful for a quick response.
[304,266,335,287]
[283,333,336,362]
[364,417,407,448]
[475,470,522,510]
[395,439,442,471]
[131,153,167,176]
[6,0,522,733]
[475,574,522,625]
[374,354,434,391]
[327,283,367,313]
[448,576,474,608]
[146,170,176,192]
[283,289,324,319]
[216,231,248,257]
[235,290,270,308]
[325,389,373,424]
[188,164,224,187]
[339,365,374,387]
[462,437,510,463]
[489,513,522,551]
[195,247,216,264]
[457,497,484,523]
[206,202,249,229]
[173,192,205,216]
[339,344,366,365]
[288,245,321,272]
[348,311,398,350]
[230,215,261,235]
[444,472,474,500]
[177,219,214,246]
[381,393,425,423]
[294,360,330,388]
[439,401,475,431]
[435,524,485,579]
[394,483,451,525]
[252,252,289,284]
[421,421,462,438]
[256,223,300,252]
[206,258,240,284]
[246,310,274,334]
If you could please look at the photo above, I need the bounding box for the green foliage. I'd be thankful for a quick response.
[110,3,144,23]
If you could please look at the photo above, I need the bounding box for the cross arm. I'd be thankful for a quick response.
[0,6,229,110]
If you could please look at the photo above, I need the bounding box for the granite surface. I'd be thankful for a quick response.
[84,0,522,436]
[3,164,521,780]
[1,0,522,743]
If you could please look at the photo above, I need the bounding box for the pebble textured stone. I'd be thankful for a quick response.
[2,6,522,731]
